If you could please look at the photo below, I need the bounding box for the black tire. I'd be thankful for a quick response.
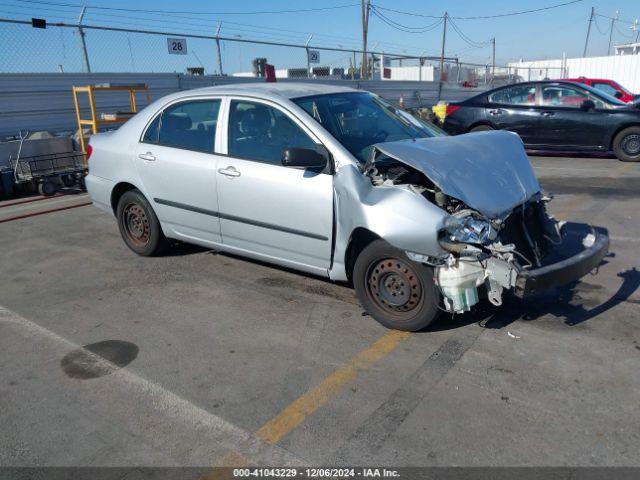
[353,239,439,331]
[116,189,167,256]
[38,181,58,196]
[469,124,494,133]
[613,127,640,162]
[77,175,86,190]
[61,174,76,188]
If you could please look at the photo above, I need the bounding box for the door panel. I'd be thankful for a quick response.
[136,144,222,244]
[217,158,333,269]
[135,98,223,244]
[536,85,606,149]
[485,84,540,144]
[217,98,333,271]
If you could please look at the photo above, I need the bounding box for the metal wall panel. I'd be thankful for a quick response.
[0,73,485,137]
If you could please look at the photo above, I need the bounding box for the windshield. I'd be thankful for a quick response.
[293,92,447,163]
[576,83,627,106]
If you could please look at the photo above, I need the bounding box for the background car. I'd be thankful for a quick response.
[565,77,637,103]
[442,80,640,162]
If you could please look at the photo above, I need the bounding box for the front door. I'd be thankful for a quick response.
[216,98,333,273]
[135,98,224,244]
[535,84,606,149]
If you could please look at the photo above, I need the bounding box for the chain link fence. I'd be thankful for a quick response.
[1,18,524,84]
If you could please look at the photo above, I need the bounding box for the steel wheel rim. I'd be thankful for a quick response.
[123,202,150,247]
[622,134,640,156]
[366,258,424,318]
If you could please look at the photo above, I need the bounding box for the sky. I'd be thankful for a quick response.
[0,0,638,73]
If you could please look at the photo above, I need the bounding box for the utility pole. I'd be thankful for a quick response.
[77,6,91,73]
[583,7,594,57]
[215,22,224,76]
[491,37,496,83]
[632,19,639,43]
[439,12,448,82]
[608,10,618,56]
[361,0,370,79]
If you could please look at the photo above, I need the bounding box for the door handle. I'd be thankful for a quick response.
[489,109,503,116]
[138,152,156,161]
[218,166,241,178]
[541,111,555,117]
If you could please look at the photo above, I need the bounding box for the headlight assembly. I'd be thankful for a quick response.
[440,214,495,246]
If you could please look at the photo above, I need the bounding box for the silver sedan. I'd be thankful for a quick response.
[86,83,608,331]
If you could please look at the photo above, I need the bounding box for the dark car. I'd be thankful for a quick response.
[442,80,640,162]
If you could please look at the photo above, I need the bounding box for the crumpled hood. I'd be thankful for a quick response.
[372,130,541,218]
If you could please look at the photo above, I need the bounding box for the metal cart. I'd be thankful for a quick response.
[10,131,86,196]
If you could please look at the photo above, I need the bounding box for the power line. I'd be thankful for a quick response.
[370,6,443,33]
[372,0,584,20]
[447,16,492,48]
[14,0,360,16]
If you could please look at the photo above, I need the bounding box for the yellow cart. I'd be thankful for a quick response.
[72,83,152,159]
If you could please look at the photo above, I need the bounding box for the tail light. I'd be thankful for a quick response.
[86,144,93,161]
[446,105,461,116]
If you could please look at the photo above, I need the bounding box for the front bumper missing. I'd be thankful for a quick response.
[513,223,609,297]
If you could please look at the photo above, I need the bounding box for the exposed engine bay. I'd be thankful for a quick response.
[365,139,606,314]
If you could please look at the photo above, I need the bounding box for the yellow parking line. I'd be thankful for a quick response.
[255,329,410,444]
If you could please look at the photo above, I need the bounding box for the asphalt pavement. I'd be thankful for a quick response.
[1,155,639,468]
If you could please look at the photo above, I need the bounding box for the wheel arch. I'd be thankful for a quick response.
[110,181,141,214]
[467,121,496,132]
[609,123,640,150]
[344,227,381,283]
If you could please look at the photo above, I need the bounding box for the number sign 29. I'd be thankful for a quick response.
[167,38,188,55]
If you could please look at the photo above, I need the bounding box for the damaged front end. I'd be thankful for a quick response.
[366,131,609,313]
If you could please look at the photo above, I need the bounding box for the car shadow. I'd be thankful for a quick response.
[427,265,640,333]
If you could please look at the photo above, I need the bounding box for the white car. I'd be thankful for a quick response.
[86,83,608,331]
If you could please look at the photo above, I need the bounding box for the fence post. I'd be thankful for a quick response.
[77,6,91,73]
[215,22,224,76]
[305,35,313,79]
[352,51,356,79]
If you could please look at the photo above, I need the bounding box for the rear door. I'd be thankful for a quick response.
[135,98,224,244]
[484,84,540,144]
[215,97,334,273]
[536,84,607,149]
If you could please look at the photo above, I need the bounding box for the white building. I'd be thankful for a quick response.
[615,43,640,56]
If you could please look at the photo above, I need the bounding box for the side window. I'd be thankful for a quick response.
[155,100,220,152]
[142,115,160,143]
[540,86,588,108]
[593,83,618,97]
[488,85,536,106]
[228,100,317,165]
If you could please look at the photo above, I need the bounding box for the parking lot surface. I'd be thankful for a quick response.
[1,155,639,467]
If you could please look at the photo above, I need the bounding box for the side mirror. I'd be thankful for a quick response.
[282,148,327,169]
[580,99,596,111]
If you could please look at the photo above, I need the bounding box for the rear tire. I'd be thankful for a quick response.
[613,127,640,162]
[469,124,494,133]
[116,189,167,256]
[38,181,58,196]
[353,239,439,331]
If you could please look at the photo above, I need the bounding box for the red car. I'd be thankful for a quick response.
[565,77,637,103]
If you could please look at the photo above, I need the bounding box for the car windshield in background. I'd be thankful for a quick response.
[294,92,446,163]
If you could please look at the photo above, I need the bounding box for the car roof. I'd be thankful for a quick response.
[187,82,360,100]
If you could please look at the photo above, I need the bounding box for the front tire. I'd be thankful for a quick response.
[116,190,167,256]
[353,239,439,331]
[613,127,640,162]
